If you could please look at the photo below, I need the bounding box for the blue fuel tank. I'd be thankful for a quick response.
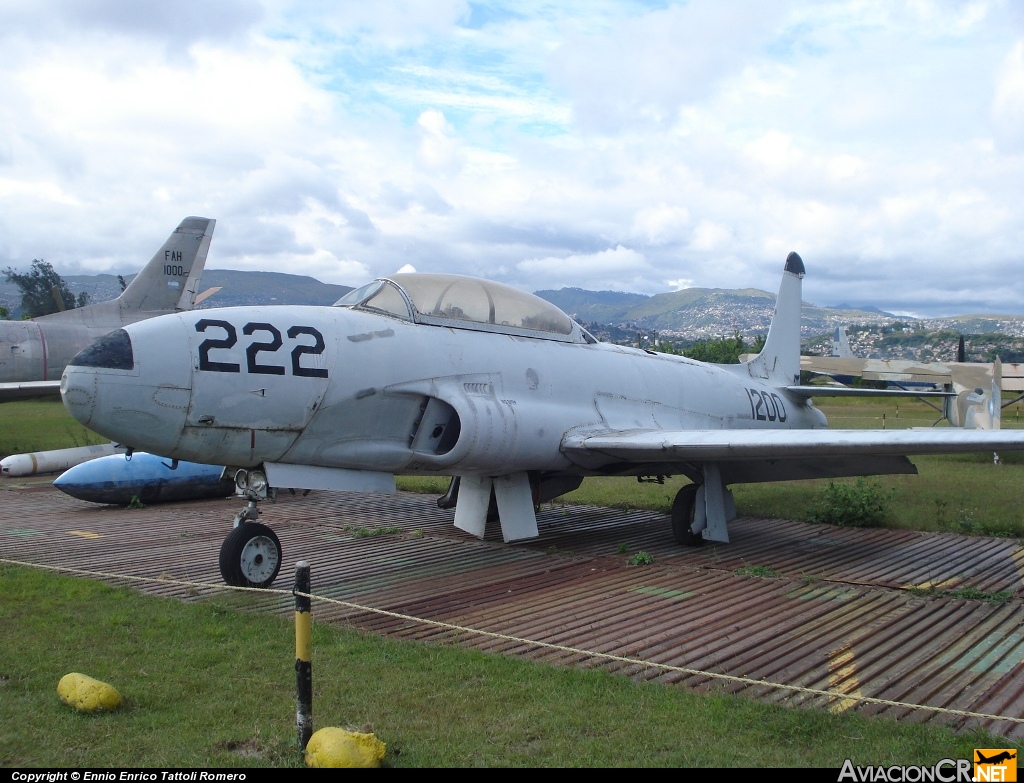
[54,452,234,505]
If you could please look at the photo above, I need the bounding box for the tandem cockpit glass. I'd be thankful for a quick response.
[334,273,594,343]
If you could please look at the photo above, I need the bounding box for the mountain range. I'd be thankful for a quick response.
[3,269,1023,343]
[535,286,902,339]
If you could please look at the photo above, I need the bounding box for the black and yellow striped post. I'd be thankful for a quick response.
[295,561,313,751]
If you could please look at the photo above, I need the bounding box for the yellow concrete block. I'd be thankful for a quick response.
[57,672,122,712]
[305,727,386,768]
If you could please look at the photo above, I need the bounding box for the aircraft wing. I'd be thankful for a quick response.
[0,380,61,403]
[563,428,1024,461]
[561,428,1024,484]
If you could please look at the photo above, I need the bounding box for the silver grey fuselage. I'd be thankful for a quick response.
[61,303,827,478]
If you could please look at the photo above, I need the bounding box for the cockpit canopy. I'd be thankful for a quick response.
[334,273,593,343]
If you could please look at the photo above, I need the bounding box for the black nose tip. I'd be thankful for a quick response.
[69,329,135,370]
[785,252,805,275]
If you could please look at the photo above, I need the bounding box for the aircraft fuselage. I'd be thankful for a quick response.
[0,305,166,383]
[61,304,827,477]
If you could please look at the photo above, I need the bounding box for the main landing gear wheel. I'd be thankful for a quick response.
[671,484,705,547]
[219,523,282,588]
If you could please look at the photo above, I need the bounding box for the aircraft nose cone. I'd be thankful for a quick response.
[61,318,193,453]
[61,369,95,427]
[62,329,134,427]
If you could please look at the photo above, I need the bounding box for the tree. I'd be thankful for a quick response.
[0,304,8,320]
[3,259,88,318]
[683,331,764,364]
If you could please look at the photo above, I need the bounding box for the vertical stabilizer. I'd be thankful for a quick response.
[831,325,854,358]
[744,252,804,386]
[945,359,1002,429]
[119,217,215,312]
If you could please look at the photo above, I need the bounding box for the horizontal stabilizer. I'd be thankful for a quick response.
[786,386,955,399]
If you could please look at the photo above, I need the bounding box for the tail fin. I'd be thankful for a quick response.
[831,325,854,358]
[119,217,215,312]
[945,359,1002,429]
[744,252,804,386]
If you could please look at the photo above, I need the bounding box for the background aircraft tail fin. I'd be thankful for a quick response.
[118,217,215,312]
[742,252,804,386]
[945,358,1002,429]
[831,325,854,358]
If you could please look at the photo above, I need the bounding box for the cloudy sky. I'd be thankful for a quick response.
[1,0,1022,317]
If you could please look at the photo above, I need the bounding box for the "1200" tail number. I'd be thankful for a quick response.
[746,388,787,422]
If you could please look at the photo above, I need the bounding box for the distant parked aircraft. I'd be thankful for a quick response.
[0,217,216,402]
[802,327,1020,429]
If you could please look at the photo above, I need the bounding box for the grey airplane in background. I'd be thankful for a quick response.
[0,217,216,402]
[61,251,1024,589]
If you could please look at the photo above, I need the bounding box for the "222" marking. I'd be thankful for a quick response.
[195,319,329,378]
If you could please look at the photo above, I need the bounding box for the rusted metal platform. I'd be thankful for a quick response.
[3,479,1024,737]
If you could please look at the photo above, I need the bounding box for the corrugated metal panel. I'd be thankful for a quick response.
[2,480,1023,736]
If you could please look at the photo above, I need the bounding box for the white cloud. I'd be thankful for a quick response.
[689,221,732,252]
[517,245,650,291]
[993,40,1024,152]
[0,1,1022,316]
[631,204,691,245]
[666,277,694,290]
[417,109,465,172]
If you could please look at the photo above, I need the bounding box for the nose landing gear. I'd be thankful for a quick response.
[219,469,283,588]
[219,520,282,588]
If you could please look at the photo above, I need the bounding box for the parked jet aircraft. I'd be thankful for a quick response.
[0,217,216,402]
[60,252,1024,588]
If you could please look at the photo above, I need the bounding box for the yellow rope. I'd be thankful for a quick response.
[2,556,1019,725]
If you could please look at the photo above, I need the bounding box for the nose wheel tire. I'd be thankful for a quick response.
[219,522,282,588]
[671,484,705,547]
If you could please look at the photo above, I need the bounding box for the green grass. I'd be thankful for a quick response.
[734,565,779,578]
[906,584,1013,606]
[0,564,1014,767]
[0,399,107,458]
[626,551,655,566]
[342,525,404,538]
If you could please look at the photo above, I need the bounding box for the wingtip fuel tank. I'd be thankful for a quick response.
[1,443,124,477]
[53,452,233,505]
